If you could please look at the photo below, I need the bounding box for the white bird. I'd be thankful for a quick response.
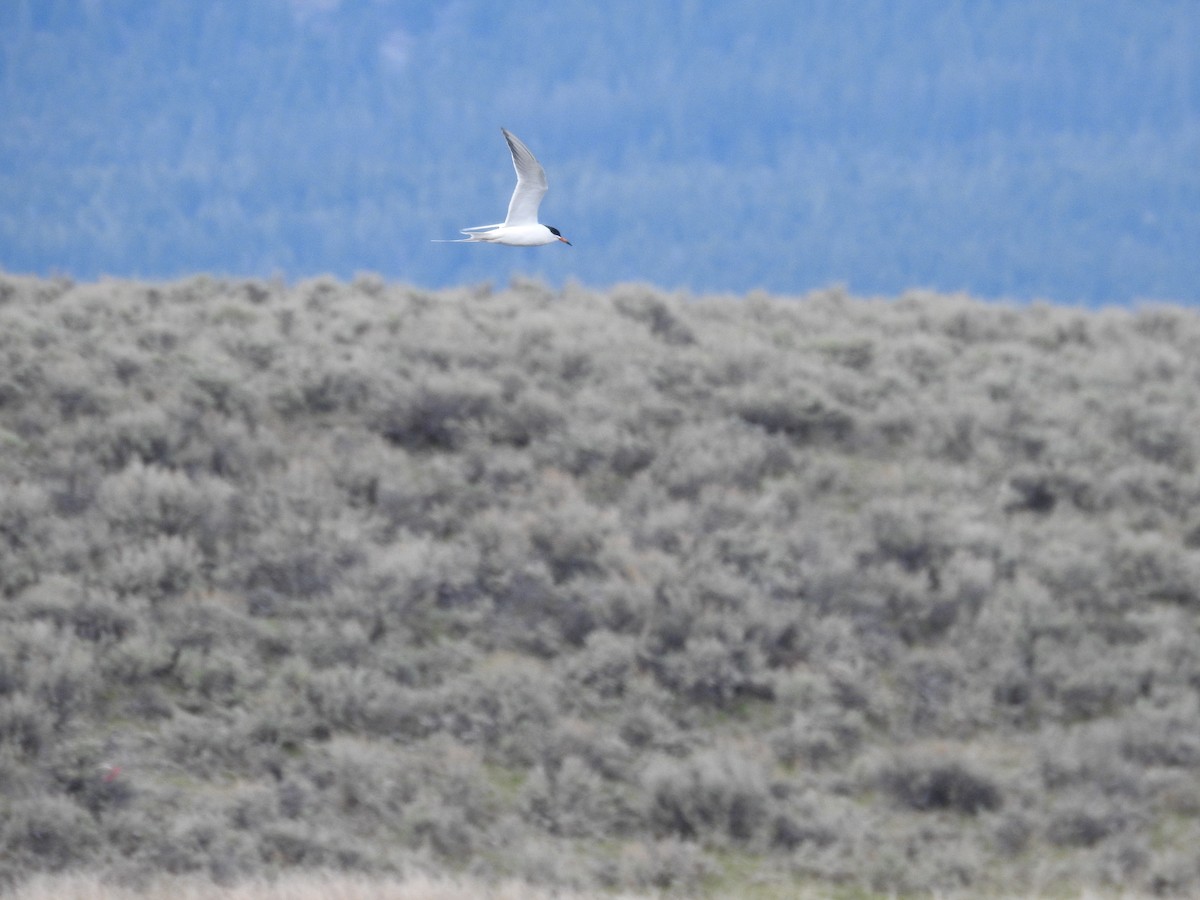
[435,128,571,246]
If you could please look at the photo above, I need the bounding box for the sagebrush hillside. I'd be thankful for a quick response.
[1,273,1199,896]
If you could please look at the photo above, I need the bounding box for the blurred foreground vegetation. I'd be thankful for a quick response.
[9,870,660,900]
[1,273,1199,896]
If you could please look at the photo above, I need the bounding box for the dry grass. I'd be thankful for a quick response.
[8,871,658,900]
[6,872,1166,900]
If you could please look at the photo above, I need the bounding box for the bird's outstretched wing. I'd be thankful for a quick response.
[501,128,548,226]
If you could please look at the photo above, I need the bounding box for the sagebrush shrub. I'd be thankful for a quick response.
[1,795,99,873]
[642,745,771,844]
[876,747,1003,815]
[0,483,53,596]
[108,536,204,604]
[0,694,48,758]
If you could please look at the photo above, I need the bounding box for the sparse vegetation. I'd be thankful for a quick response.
[2,273,1200,897]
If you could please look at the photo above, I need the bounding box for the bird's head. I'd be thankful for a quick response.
[548,226,571,246]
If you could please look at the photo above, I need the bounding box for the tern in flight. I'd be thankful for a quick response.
[435,128,571,246]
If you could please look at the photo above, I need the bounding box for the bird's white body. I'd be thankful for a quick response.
[435,128,571,247]
[457,222,564,246]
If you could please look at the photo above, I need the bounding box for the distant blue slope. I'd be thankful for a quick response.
[1,1,1197,304]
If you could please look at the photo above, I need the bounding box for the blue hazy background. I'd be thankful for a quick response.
[2,0,1198,304]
